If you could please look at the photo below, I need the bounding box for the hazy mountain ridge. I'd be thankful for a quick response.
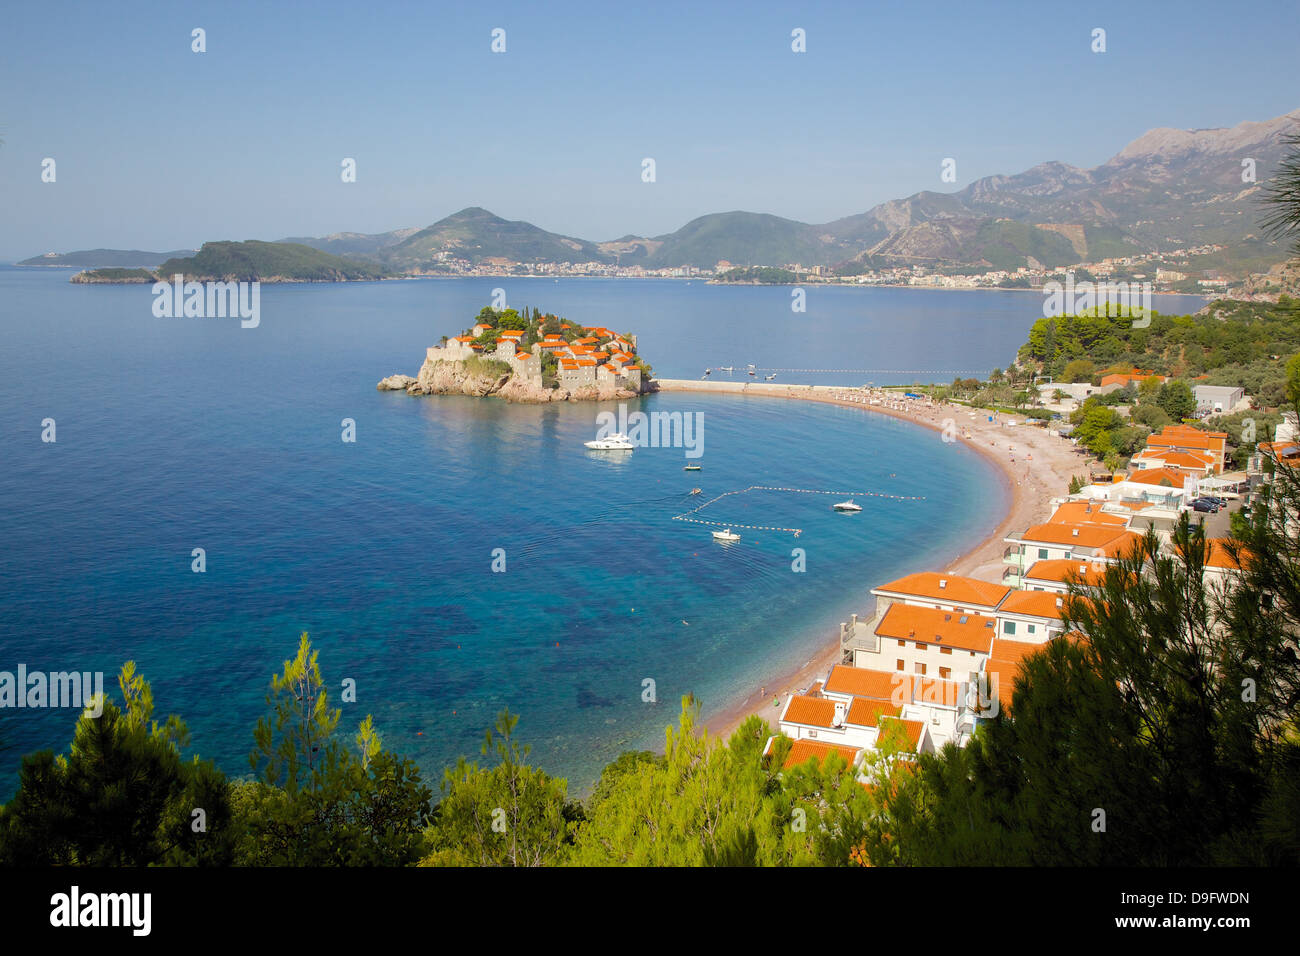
[23,108,1300,275]
[17,248,197,269]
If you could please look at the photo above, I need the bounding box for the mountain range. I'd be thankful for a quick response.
[22,107,1300,275]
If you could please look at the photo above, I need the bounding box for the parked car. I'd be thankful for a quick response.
[1190,498,1220,513]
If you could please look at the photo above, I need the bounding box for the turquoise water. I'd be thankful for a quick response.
[0,271,1205,793]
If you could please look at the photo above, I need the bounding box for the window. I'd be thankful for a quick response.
[940,646,952,655]
[1039,548,1049,559]
[1003,621,1016,634]
[914,641,925,649]
[896,659,905,671]
[897,639,905,646]
[939,667,951,679]
[1027,624,1037,634]
[915,662,927,675]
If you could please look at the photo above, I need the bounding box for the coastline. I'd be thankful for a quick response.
[649,379,1090,742]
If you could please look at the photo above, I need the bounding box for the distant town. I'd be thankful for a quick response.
[405,242,1290,303]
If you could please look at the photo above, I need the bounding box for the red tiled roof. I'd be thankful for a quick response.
[875,603,997,654]
[1019,523,1131,549]
[1024,559,1107,587]
[1047,501,1129,527]
[782,695,838,727]
[779,738,861,770]
[998,589,1069,621]
[872,572,1010,609]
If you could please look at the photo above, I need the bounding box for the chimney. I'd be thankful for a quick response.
[851,613,859,628]
[939,578,948,589]
[832,701,847,727]
[1071,528,1079,537]
[1056,597,1064,608]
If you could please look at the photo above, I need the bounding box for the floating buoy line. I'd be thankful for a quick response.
[671,485,925,537]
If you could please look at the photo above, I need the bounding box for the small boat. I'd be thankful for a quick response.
[690,487,702,495]
[719,366,734,372]
[683,462,702,471]
[712,528,741,542]
[765,374,776,380]
[833,499,863,512]
[585,432,634,450]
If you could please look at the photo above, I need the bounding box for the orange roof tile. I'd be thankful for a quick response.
[1124,467,1187,488]
[1019,523,1131,549]
[780,738,861,770]
[782,695,838,727]
[1047,501,1129,527]
[872,572,1010,609]
[1096,531,1145,560]
[875,604,997,654]
[877,717,925,751]
[845,698,899,728]
[998,589,1069,621]
[1024,559,1107,588]
[823,666,962,708]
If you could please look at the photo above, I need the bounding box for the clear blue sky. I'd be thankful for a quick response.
[1,0,1297,259]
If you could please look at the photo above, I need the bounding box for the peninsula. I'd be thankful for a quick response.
[69,240,391,284]
[378,306,653,403]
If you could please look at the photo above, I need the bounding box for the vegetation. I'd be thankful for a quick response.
[70,267,155,283]
[155,241,391,282]
[462,356,512,379]
[1018,299,1300,398]
[716,266,801,284]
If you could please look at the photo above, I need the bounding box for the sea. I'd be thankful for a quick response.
[0,269,1207,794]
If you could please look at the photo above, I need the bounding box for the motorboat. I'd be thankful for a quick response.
[683,462,702,471]
[585,432,634,450]
[712,528,741,542]
[765,374,776,380]
[833,499,863,512]
[718,366,734,372]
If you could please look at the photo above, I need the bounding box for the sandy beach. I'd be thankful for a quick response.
[650,379,1094,741]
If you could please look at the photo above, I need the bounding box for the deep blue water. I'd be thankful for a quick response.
[0,270,1206,794]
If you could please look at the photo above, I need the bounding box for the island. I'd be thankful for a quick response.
[69,240,392,284]
[378,306,653,403]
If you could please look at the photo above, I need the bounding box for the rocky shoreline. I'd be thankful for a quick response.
[377,357,649,404]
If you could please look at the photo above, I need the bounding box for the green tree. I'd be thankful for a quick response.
[0,664,235,866]
[1261,132,1300,256]
[1285,352,1300,409]
[1062,358,1095,383]
[238,633,432,865]
[877,514,1300,866]
[422,709,569,867]
[1131,403,1172,430]
[1157,379,1196,421]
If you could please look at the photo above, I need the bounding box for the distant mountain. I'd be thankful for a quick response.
[276,229,419,259]
[154,241,391,282]
[637,212,841,269]
[34,107,1300,277]
[17,248,196,269]
[381,207,609,268]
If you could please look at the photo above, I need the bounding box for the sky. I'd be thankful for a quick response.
[1,0,1298,260]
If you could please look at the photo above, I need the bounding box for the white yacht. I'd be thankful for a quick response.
[712,528,741,542]
[585,432,634,450]
[833,499,863,512]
